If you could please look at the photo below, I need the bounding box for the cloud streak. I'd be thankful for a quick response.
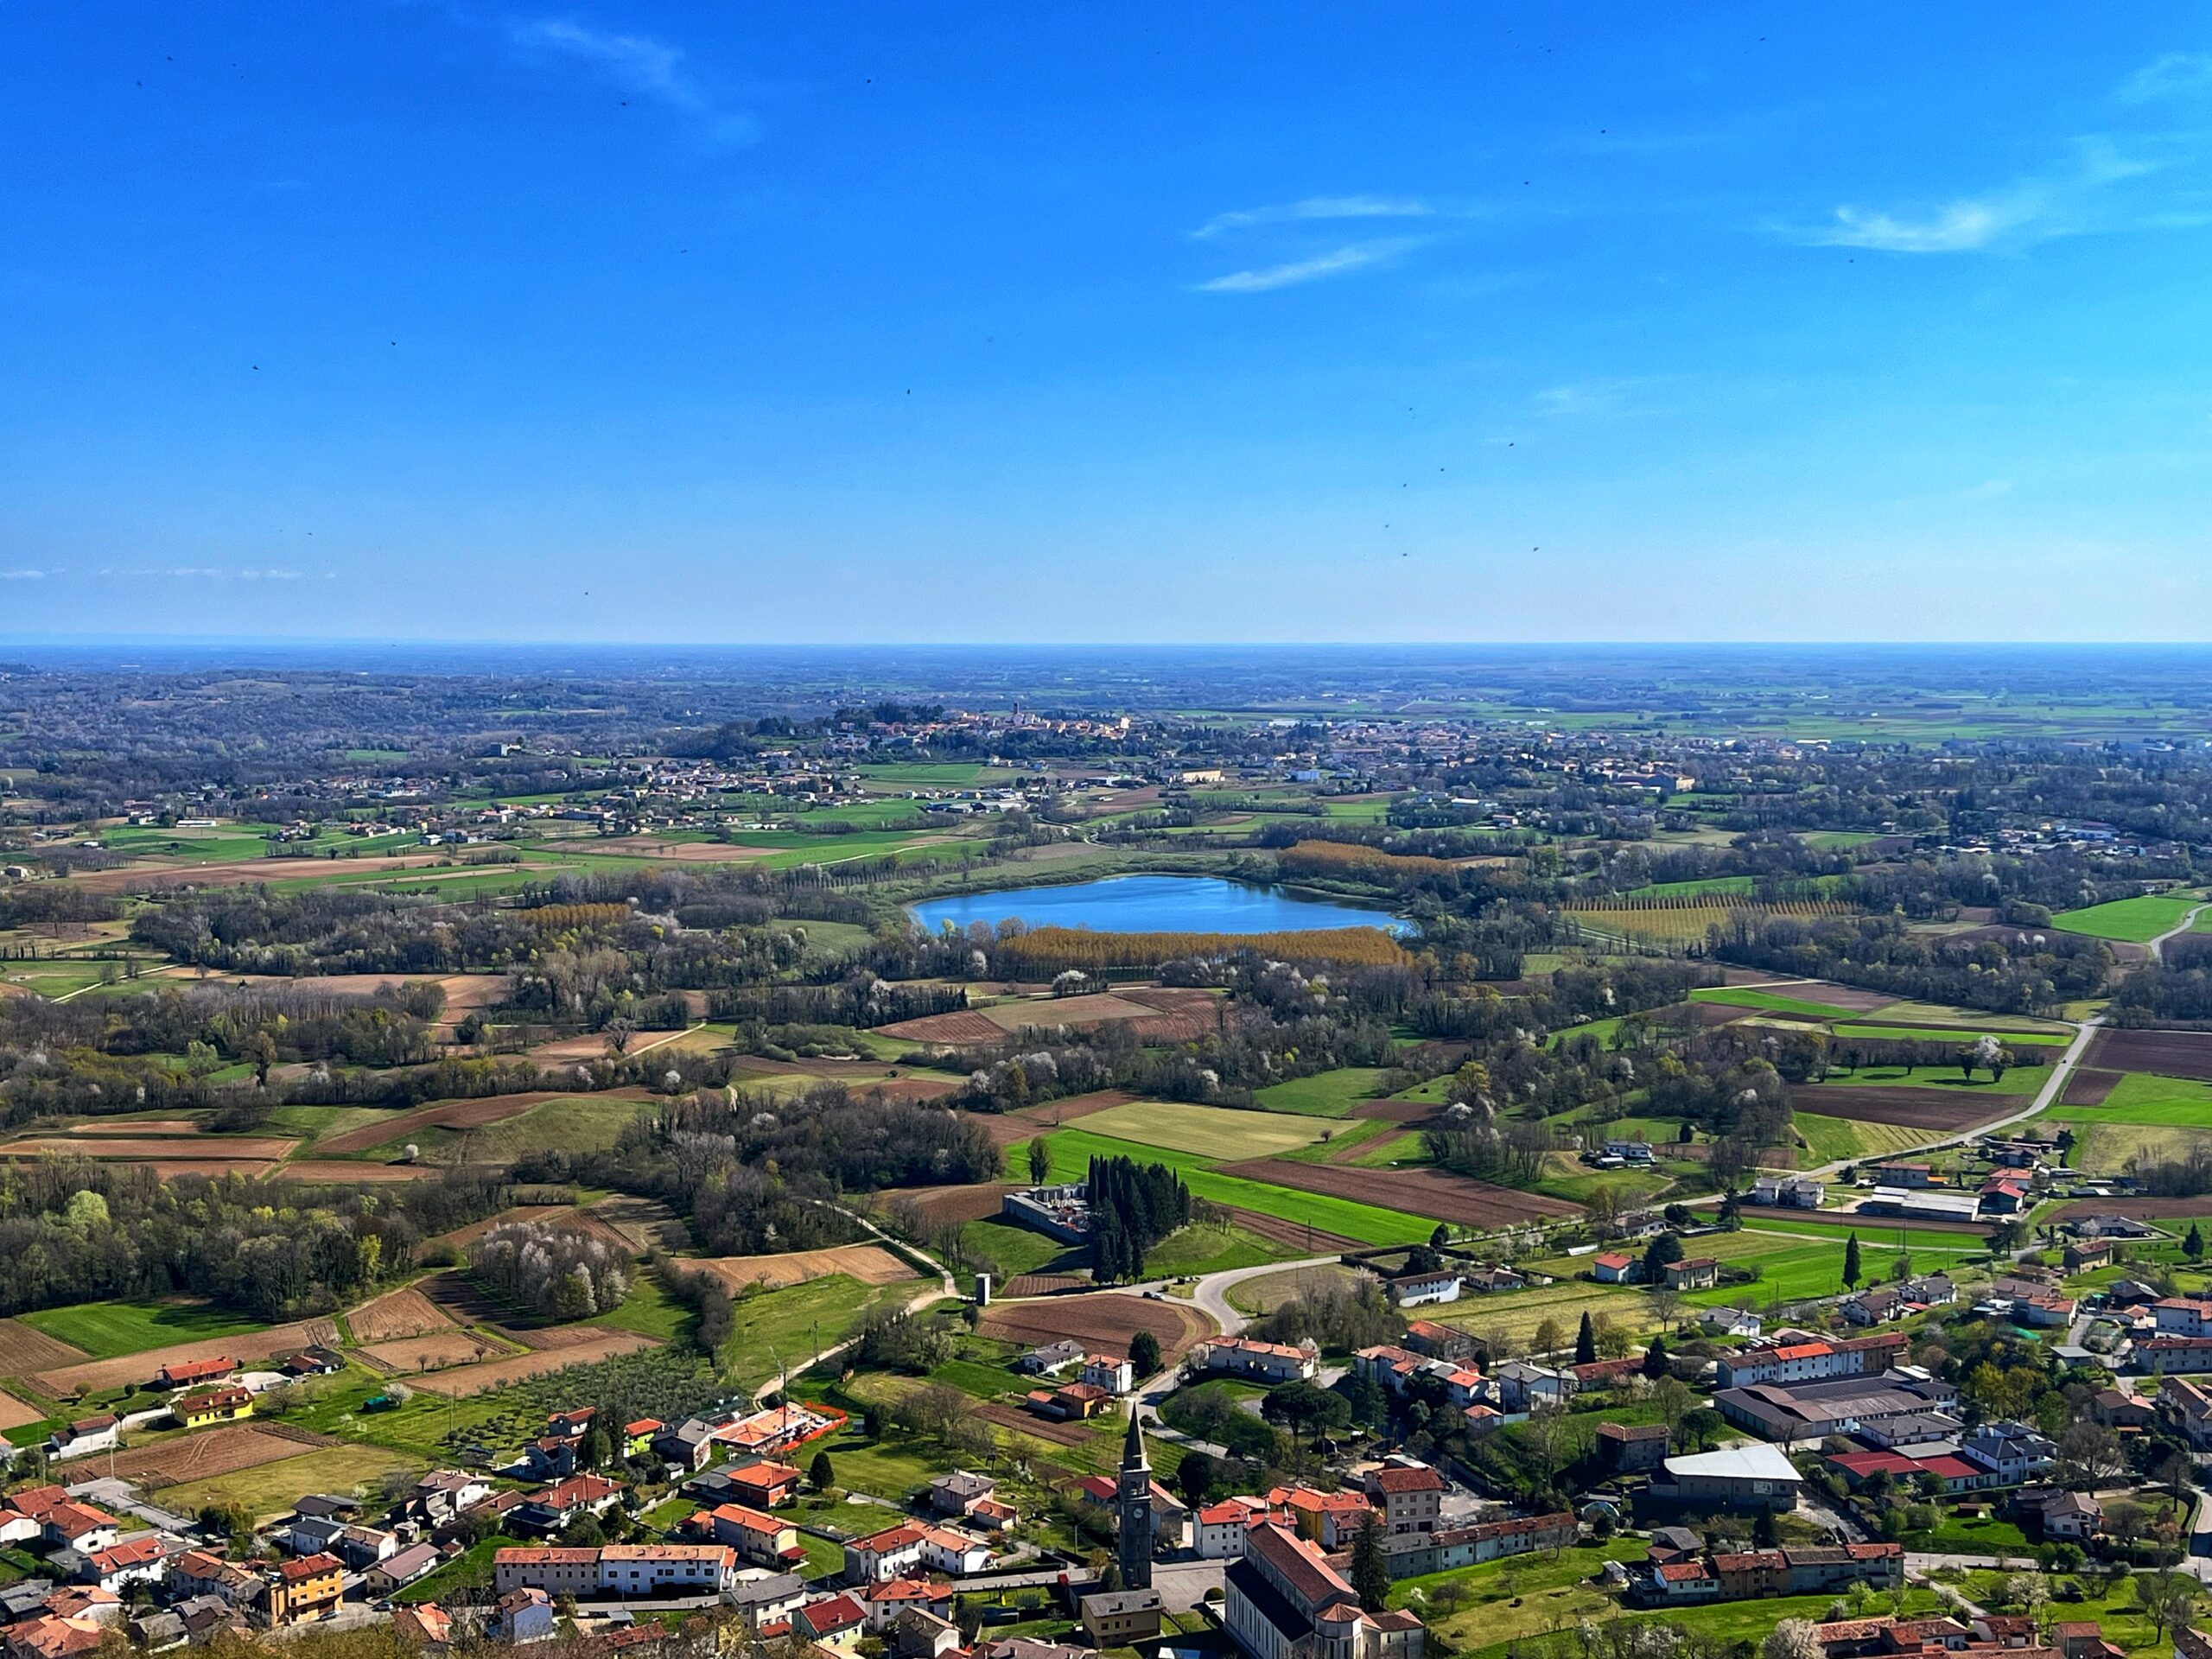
[1797,137,2162,252]
[507,15,758,145]
[1193,239,1419,293]
[2119,52,2212,104]
[1193,195,1432,238]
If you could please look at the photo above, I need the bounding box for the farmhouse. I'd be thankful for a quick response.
[1661,1257,1719,1291]
[1389,1270,1463,1308]
[1199,1337,1319,1383]
[1591,1252,1640,1283]
[154,1357,235,1392]
[174,1387,252,1428]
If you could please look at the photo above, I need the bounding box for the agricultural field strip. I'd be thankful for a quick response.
[1020,1126,1437,1245]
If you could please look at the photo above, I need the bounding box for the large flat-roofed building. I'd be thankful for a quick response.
[1648,1444,1804,1513]
[1714,1370,1956,1442]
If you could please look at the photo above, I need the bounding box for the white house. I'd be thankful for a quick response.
[1081,1356,1135,1395]
[1390,1272,1464,1309]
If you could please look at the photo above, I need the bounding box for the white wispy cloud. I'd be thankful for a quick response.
[1958,479,2014,500]
[2119,51,2212,104]
[97,568,305,581]
[1192,240,1421,294]
[0,570,44,581]
[1798,137,2159,253]
[1192,195,1433,239]
[1533,380,1634,417]
[508,15,758,145]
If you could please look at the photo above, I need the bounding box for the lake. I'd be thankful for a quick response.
[908,874,1400,934]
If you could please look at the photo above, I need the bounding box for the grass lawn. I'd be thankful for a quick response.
[1427,1278,1656,1345]
[1899,1513,2030,1553]
[720,1275,905,1389]
[958,1218,1083,1279]
[1831,1021,2071,1046]
[1688,987,1880,1018]
[1548,1016,1625,1051]
[395,1532,533,1602]
[1254,1067,1397,1117]
[588,1274,696,1344]
[357,1094,657,1162]
[2050,1070,2212,1124]
[1144,1222,1296,1276]
[1741,1217,1993,1253]
[1793,1111,1947,1164]
[2053,893,2202,943]
[1078,1101,1332,1160]
[19,1299,265,1358]
[163,1442,416,1522]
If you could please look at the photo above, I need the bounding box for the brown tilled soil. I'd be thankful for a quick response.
[70,1120,204,1136]
[1736,980,1899,1012]
[109,1423,336,1488]
[890,1183,1015,1225]
[1003,1273,1090,1297]
[978,993,1160,1031]
[2065,1069,2125,1106]
[685,1244,915,1292]
[428,1207,578,1255]
[1221,1207,1365,1255]
[584,837,779,861]
[0,1389,48,1430]
[0,1136,296,1160]
[359,1332,508,1375]
[874,1010,1007,1044]
[980,1290,1213,1360]
[408,1331,658,1397]
[1221,1160,1583,1228]
[589,1196,693,1254]
[2086,1027,2212,1083]
[1785,1084,2022,1131]
[317,1089,650,1156]
[29,1319,339,1399]
[961,1091,1130,1149]
[347,1286,461,1343]
[270,1161,434,1183]
[0,1319,92,1373]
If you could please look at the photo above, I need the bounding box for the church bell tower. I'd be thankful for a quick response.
[1116,1408,1154,1590]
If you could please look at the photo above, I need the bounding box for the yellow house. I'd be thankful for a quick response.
[175,1386,254,1429]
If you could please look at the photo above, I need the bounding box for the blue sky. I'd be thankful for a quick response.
[3,3,2211,643]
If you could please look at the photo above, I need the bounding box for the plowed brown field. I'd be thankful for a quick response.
[347,1286,460,1343]
[895,1183,1015,1225]
[1221,1160,1582,1227]
[1785,1085,2019,1131]
[0,1319,90,1373]
[0,1389,46,1430]
[2087,1027,2212,1082]
[30,1319,340,1398]
[270,1161,433,1183]
[359,1332,506,1374]
[686,1244,914,1292]
[0,1136,295,1160]
[2065,1069,2124,1106]
[979,1291,1212,1359]
[110,1423,334,1488]
[408,1331,658,1397]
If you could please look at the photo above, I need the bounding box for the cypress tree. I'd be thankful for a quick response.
[1574,1311,1598,1366]
[1843,1232,1862,1288]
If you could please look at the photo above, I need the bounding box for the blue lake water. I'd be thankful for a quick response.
[908,874,1400,934]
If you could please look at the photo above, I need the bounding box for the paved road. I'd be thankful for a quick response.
[2147,902,2209,963]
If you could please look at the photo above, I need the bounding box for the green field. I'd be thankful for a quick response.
[2047,1070,2212,1125]
[1079,1100,1332,1160]
[855,763,988,785]
[1830,1021,2070,1046]
[1253,1067,1396,1116]
[1792,1111,1948,1164]
[1805,1063,2044,1093]
[720,1274,905,1389]
[957,1217,1080,1278]
[1742,1216,1993,1253]
[163,1442,416,1522]
[1015,1127,1435,1245]
[1688,986,1882,1019]
[356,1095,658,1162]
[19,1299,266,1358]
[2052,893,2202,943]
